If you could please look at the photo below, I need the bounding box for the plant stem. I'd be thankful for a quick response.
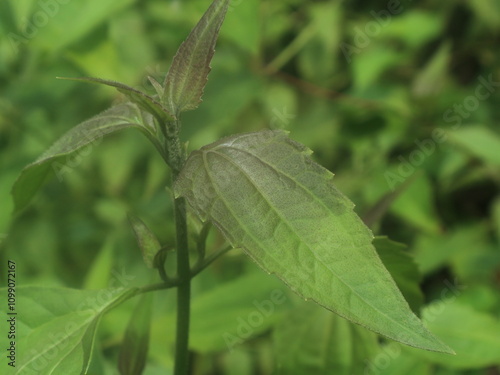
[173,195,191,375]
[165,120,191,375]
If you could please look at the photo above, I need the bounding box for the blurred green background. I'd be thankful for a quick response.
[1,0,500,374]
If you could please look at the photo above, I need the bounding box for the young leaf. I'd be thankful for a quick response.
[174,130,454,354]
[128,214,162,269]
[163,0,230,114]
[118,292,154,375]
[58,76,176,123]
[11,103,160,214]
[0,286,137,374]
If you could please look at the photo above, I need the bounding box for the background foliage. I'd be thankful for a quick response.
[1,0,499,374]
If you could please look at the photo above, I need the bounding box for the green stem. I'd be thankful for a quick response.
[164,119,191,375]
[173,195,191,375]
[138,245,233,296]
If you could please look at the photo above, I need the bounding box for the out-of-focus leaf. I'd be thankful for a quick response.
[370,350,432,375]
[11,103,157,214]
[391,174,441,234]
[163,0,230,114]
[373,237,424,315]
[128,214,161,269]
[298,2,342,84]
[274,302,379,375]
[468,0,500,30]
[149,272,290,354]
[84,236,115,289]
[381,11,442,48]
[222,0,260,54]
[448,126,500,166]
[362,173,417,228]
[353,46,400,91]
[175,130,453,353]
[493,196,500,243]
[0,286,137,374]
[407,302,500,368]
[413,224,491,278]
[221,348,253,375]
[30,0,135,52]
[412,42,451,97]
[118,292,153,375]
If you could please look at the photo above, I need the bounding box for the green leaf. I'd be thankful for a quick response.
[118,292,153,375]
[128,214,162,269]
[373,237,424,315]
[369,350,432,375]
[174,130,454,354]
[58,76,175,123]
[448,125,500,166]
[28,0,134,52]
[84,236,116,289]
[274,302,379,375]
[406,302,500,368]
[11,103,158,214]
[390,174,442,234]
[163,0,230,114]
[149,271,290,354]
[0,286,137,374]
[412,42,451,97]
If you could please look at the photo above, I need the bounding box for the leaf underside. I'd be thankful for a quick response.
[174,130,454,354]
[11,103,155,214]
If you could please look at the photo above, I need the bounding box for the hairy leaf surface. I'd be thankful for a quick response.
[11,103,158,213]
[163,0,230,114]
[174,130,453,353]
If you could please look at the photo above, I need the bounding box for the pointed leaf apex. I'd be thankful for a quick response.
[163,0,230,115]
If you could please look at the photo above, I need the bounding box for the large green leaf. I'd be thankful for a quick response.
[11,102,159,214]
[0,286,137,374]
[174,130,453,353]
[163,0,230,114]
[274,302,379,375]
